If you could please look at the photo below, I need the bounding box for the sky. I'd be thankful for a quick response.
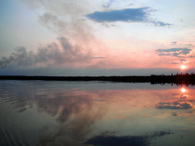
[0,0,195,76]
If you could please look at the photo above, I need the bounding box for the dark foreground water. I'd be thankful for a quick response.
[0,81,195,146]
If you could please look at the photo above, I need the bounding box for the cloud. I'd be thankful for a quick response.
[156,47,195,65]
[39,12,66,33]
[87,7,149,22]
[152,21,172,27]
[22,0,100,43]
[156,101,193,110]
[86,7,172,26]
[0,37,101,69]
[170,58,188,64]
[188,44,194,47]
[103,0,116,8]
[8,0,108,70]
[156,48,192,57]
[171,41,177,45]
[102,0,133,9]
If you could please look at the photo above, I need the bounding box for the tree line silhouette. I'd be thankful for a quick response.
[150,73,195,86]
[0,73,195,85]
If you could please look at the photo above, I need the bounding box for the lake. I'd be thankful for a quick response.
[0,81,195,146]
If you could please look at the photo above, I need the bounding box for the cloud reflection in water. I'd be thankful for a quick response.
[0,82,195,146]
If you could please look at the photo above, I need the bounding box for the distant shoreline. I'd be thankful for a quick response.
[0,74,195,85]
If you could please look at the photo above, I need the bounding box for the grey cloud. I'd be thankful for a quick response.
[0,37,95,69]
[87,7,150,22]
[171,58,188,64]
[20,0,107,69]
[170,61,180,64]
[171,41,177,45]
[0,47,33,69]
[38,12,94,41]
[156,102,193,110]
[102,23,118,28]
[152,21,172,27]
[188,44,194,47]
[103,0,116,8]
[172,42,177,44]
[103,0,133,9]
[156,48,192,57]
[22,0,96,41]
[180,58,187,62]
[86,7,172,26]
[39,12,66,34]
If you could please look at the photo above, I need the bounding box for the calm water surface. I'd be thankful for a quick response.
[0,81,195,146]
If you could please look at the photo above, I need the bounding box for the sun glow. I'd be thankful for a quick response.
[181,65,186,70]
[181,88,186,93]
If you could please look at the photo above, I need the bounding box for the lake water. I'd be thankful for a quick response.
[0,81,195,146]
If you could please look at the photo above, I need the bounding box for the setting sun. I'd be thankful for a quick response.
[181,88,186,93]
[181,65,186,70]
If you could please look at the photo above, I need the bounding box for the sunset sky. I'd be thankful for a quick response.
[0,0,195,76]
